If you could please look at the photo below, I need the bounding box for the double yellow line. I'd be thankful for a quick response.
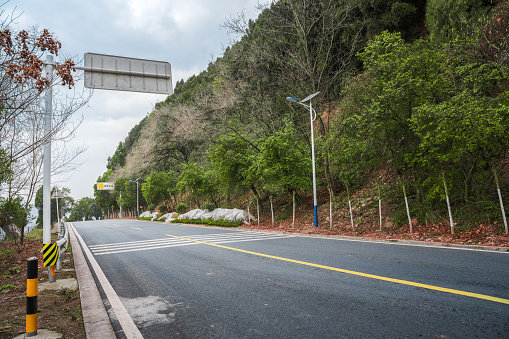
[165,234,509,305]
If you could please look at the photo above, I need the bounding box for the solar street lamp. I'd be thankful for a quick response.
[129,178,140,218]
[286,92,319,228]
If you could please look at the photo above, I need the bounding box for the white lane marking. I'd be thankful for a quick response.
[70,223,144,339]
[90,232,294,256]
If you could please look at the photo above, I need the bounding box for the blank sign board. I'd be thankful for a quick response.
[84,53,173,95]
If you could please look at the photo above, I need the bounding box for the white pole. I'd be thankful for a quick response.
[120,192,122,218]
[136,181,139,218]
[349,199,354,231]
[247,199,251,226]
[404,196,412,234]
[55,196,60,225]
[497,188,508,234]
[257,198,260,227]
[442,173,454,234]
[43,55,54,246]
[310,101,318,228]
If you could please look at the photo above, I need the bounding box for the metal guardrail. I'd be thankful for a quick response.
[56,218,69,270]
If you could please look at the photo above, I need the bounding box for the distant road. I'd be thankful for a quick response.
[73,219,509,338]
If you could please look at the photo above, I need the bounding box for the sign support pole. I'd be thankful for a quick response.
[43,55,55,282]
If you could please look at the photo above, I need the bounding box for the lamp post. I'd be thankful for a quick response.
[129,178,140,218]
[286,92,320,228]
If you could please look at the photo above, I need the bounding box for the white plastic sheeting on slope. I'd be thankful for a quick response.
[177,208,255,223]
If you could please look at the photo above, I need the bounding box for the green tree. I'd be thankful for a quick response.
[349,29,508,207]
[94,169,118,214]
[177,163,213,209]
[209,134,257,199]
[34,187,73,226]
[141,171,176,208]
[106,142,127,170]
[257,121,312,200]
[426,0,488,43]
[69,199,91,221]
[0,197,26,238]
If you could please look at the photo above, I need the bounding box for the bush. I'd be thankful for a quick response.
[137,217,153,221]
[148,204,156,212]
[203,202,217,211]
[175,202,188,214]
[172,218,241,228]
[158,205,168,214]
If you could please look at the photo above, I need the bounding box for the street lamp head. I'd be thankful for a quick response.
[300,91,320,103]
[286,96,300,103]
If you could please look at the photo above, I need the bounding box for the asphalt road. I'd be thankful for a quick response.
[73,219,509,338]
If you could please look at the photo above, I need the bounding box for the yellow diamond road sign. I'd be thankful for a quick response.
[43,243,59,267]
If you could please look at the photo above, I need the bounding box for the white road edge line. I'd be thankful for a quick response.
[319,236,509,253]
[70,223,144,339]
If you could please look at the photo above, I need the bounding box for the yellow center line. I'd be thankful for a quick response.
[165,234,509,305]
[131,227,143,230]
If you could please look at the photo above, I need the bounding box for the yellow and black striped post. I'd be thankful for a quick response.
[43,243,58,283]
[26,256,38,337]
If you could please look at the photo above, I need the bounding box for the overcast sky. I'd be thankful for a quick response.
[3,0,262,201]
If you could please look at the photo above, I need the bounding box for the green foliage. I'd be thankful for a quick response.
[114,177,146,212]
[256,120,312,195]
[107,142,126,170]
[203,202,217,211]
[358,0,426,40]
[147,204,155,212]
[0,283,15,291]
[177,164,220,208]
[141,171,176,208]
[172,218,241,228]
[158,205,168,214]
[0,147,12,185]
[426,0,488,43]
[0,197,26,236]
[352,29,509,206]
[68,197,102,222]
[35,187,73,226]
[175,202,188,214]
[209,134,255,193]
[94,169,117,213]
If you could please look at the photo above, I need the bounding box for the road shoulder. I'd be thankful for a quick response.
[69,223,116,338]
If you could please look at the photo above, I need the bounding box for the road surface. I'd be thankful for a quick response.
[72,219,509,338]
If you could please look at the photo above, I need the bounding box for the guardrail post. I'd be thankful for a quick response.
[26,257,38,337]
[56,219,69,271]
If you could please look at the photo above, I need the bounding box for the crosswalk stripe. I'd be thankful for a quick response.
[90,232,293,256]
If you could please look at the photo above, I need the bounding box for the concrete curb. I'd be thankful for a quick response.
[13,329,63,339]
[68,223,116,339]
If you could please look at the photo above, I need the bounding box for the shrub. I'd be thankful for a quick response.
[137,217,153,221]
[158,205,168,214]
[148,204,156,212]
[175,202,188,214]
[172,218,241,228]
[203,202,217,211]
